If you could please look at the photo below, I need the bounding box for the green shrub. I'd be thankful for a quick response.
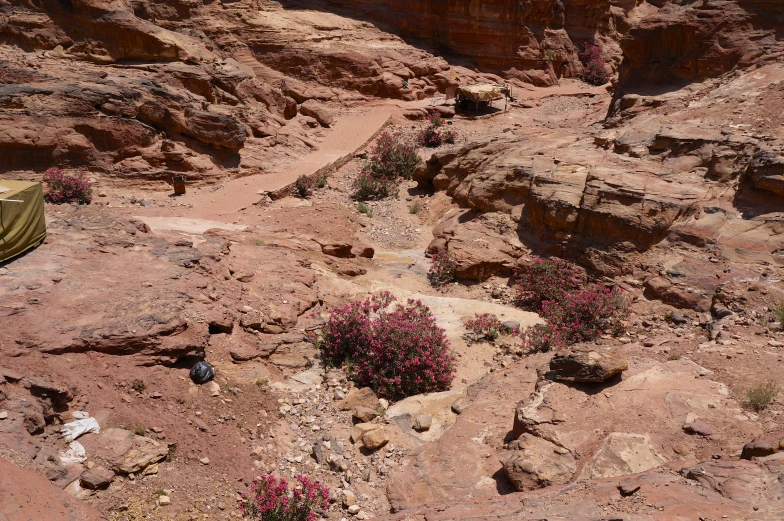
[772,301,784,327]
[747,380,779,412]
[131,379,146,393]
[356,201,373,217]
[409,201,421,214]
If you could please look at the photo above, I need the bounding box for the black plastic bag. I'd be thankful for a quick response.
[190,361,214,384]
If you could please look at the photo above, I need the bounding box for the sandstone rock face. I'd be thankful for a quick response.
[614,0,784,96]
[299,100,336,127]
[338,388,382,412]
[381,458,784,521]
[0,0,459,180]
[327,0,636,85]
[388,355,759,512]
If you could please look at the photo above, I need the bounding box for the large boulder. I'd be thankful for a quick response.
[299,100,335,127]
[547,346,628,383]
[502,433,576,491]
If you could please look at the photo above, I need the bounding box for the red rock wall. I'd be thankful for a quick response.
[616,0,784,92]
[325,0,636,85]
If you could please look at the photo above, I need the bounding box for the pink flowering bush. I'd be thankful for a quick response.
[418,116,458,148]
[520,323,564,354]
[240,474,329,521]
[515,257,584,309]
[515,257,630,354]
[427,249,457,288]
[466,313,502,341]
[578,42,610,86]
[42,168,92,205]
[318,293,455,401]
[364,131,420,180]
[295,174,326,198]
[353,131,420,200]
[352,171,394,201]
[542,285,629,344]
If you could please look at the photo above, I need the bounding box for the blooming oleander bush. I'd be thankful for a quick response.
[42,168,92,205]
[364,131,420,181]
[352,131,421,200]
[542,285,629,345]
[295,174,326,198]
[318,293,455,401]
[519,323,564,354]
[515,257,630,355]
[515,257,584,309]
[418,116,457,148]
[578,42,610,86]
[352,171,394,201]
[466,313,502,341]
[240,474,329,521]
[427,249,457,288]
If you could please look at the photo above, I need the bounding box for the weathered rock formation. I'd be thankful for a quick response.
[320,0,638,85]
[0,0,462,181]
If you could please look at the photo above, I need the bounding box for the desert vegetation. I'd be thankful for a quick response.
[42,168,92,205]
[352,131,420,201]
[516,258,629,353]
[317,293,455,401]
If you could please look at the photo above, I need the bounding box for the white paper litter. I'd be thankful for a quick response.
[59,441,87,464]
[61,417,100,442]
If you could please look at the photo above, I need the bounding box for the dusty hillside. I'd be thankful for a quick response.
[2,1,784,521]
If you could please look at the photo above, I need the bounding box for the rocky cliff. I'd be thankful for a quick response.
[0,0,462,180]
[319,0,639,85]
[613,0,784,99]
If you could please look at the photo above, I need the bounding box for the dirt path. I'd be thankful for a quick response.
[160,104,395,219]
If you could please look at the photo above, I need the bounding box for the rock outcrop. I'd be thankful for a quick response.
[324,0,637,85]
[0,0,461,181]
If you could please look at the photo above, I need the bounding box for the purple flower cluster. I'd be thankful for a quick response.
[42,168,92,205]
[466,312,502,341]
[240,474,329,521]
[427,249,457,288]
[578,42,610,86]
[318,292,455,401]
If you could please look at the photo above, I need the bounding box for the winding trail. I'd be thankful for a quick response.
[170,104,395,218]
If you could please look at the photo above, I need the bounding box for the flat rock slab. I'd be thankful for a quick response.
[134,216,247,234]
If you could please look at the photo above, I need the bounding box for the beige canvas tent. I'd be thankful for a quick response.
[0,181,47,263]
[455,83,510,111]
[456,83,506,103]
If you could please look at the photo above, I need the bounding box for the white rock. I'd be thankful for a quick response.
[0,411,8,420]
[347,505,360,515]
[159,495,171,506]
